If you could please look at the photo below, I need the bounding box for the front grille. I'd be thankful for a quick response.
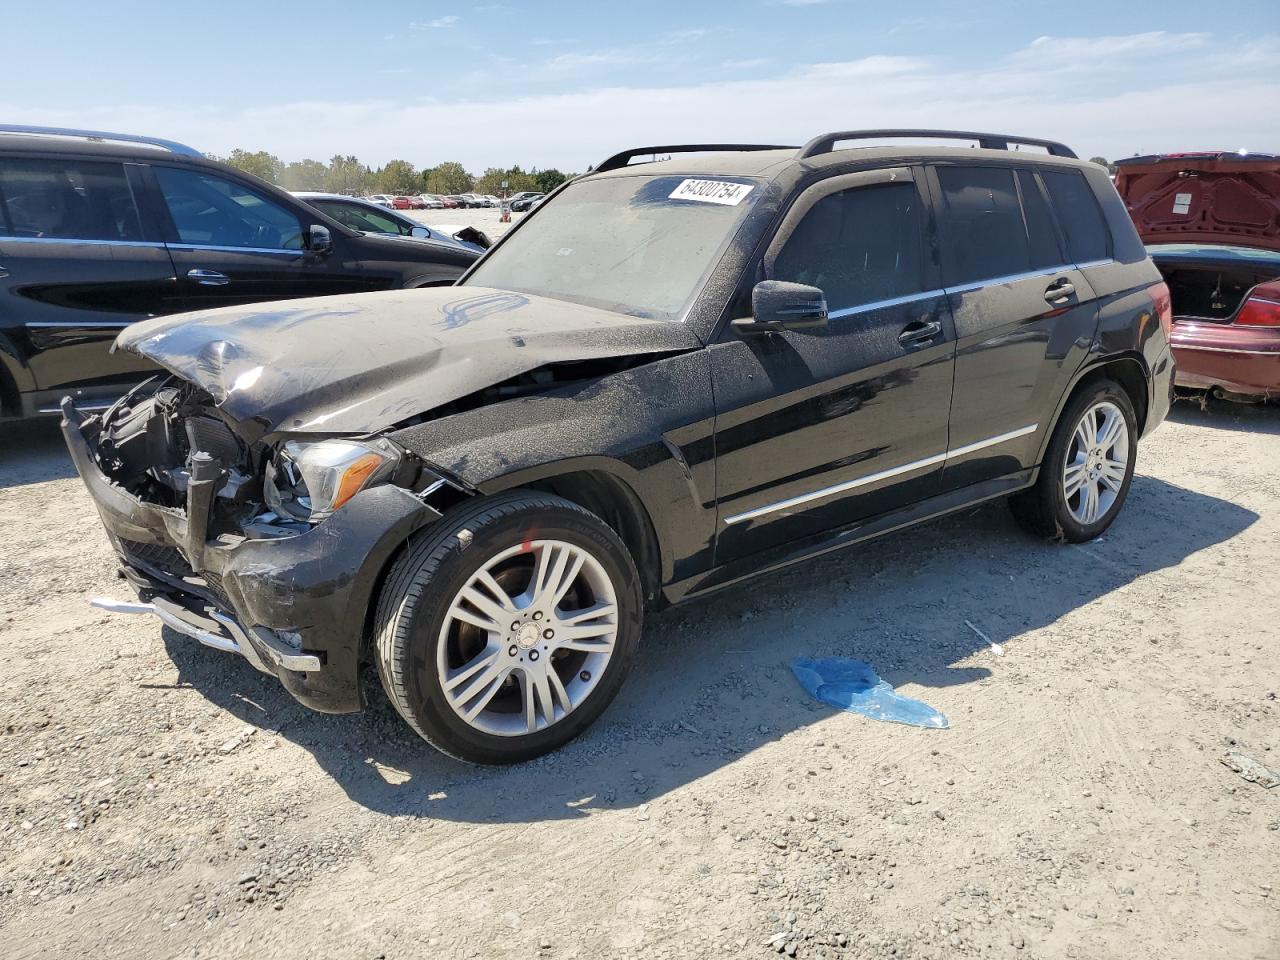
[121,539,191,578]
[118,538,232,610]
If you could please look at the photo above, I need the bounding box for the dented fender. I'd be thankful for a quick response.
[391,348,720,591]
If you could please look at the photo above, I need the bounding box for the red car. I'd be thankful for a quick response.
[389,196,413,210]
[1115,152,1280,401]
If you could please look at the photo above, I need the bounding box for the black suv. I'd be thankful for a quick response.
[66,130,1174,763]
[0,126,479,419]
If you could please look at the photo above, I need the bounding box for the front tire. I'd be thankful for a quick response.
[373,491,643,764]
[1010,380,1137,543]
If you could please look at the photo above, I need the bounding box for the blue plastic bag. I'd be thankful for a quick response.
[791,657,949,729]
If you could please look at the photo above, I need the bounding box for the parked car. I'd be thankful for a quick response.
[405,196,427,210]
[1114,152,1280,400]
[72,129,1172,763]
[510,193,544,212]
[436,195,461,209]
[389,196,413,210]
[415,194,445,209]
[0,125,480,419]
[292,193,489,252]
[365,195,395,208]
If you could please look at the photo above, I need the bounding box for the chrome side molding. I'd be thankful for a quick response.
[723,423,1038,526]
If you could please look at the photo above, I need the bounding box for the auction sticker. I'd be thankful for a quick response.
[669,179,754,206]
[1172,192,1192,215]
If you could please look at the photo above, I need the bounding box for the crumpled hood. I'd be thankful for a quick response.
[115,287,702,434]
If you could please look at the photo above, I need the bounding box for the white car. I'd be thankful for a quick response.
[365,195,395,208]
[415,194,444,209]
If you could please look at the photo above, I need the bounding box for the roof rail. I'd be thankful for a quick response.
[594,143,797,173]
[799,129,1077,160]
[0,124,202,157]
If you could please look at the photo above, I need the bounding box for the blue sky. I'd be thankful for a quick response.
[6,0,1278,170]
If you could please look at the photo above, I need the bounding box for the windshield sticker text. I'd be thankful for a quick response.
[669,179,754,206]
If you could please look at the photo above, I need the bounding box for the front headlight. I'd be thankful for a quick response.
[264,438,403,523]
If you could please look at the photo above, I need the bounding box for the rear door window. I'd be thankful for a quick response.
[0,158,143,241]
[1017,170,1065,269]
[154,167,303,250]
[935,166,1032,286]
[772,182,925,311]
[1041,169,1111,263]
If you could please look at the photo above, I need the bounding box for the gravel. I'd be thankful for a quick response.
[2,390,1278,960]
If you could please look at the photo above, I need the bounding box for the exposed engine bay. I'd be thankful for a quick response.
[95,379,261,516]
[91,377,463,549]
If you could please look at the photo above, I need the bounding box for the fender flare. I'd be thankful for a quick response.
[1033,350,1152,465]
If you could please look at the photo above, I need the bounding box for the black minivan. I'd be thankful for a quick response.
[0,126,480,419]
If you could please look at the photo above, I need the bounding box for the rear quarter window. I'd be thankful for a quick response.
[0,158,143,242]
[1041,169,1111,264]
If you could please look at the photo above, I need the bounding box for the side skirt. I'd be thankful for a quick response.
[664,468,1037,605]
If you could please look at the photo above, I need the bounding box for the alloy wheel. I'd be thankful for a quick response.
[436,539,619,737]
[1062,400,1130,526]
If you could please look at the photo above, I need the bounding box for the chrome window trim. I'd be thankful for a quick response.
[1073,258,1114,270]
[26,320,133,328]
[827,288,946,320]
[945,266,1075,295]
[0,236,166,249]
[722,423,1038,526]
[167,243,303,256]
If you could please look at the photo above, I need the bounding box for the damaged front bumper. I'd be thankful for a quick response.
[63,402,441,714]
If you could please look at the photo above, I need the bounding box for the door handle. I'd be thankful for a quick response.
[1044,279,1075,303]
[0,263,8,278]
[898,319,941,346]
[187,269,230,286]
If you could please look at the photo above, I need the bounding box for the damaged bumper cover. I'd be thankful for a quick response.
[63,404,440,713]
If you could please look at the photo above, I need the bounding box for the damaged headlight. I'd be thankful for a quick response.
[264,438,403,523]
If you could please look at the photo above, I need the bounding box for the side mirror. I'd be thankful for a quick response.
[410,225,431,239]
[305,224,333,255]
[733,280,828,335]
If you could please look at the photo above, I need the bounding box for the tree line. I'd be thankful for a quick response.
[210,149,573,197]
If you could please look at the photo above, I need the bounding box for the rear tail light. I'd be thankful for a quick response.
[1235,280,1280,328]
[1150,281,1173,338]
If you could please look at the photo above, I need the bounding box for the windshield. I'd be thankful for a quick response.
[464,174,761,319]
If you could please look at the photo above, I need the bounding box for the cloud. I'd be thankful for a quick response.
[544,50,661,70]
[1013,31,1208,69]
[722,58,772,70]
[9,32,1275,170]
[662,29,709,44]
[411,15,460,29]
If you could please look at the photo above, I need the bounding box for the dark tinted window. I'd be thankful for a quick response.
[314,199,412,236]
[936,166,1030,285]
[773,182,924,311]
[1041,169,1110,263]
[1018,170,1064,269]
[0,159,142,241]
[155,167,303,250]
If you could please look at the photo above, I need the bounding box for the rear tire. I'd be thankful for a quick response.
[1009,380,1137,543]
[372,491,643,764]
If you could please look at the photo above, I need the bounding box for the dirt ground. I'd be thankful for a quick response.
[1,395,1277,960]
